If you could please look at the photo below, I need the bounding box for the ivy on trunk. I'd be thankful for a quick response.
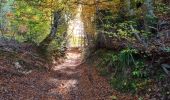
[39,11,62,52]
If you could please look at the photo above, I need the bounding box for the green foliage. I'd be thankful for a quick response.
[2,0,51,44]
[110,74,150,93]
[1,0,68,58]
[99,52,118,67]
[110,76,127,92]
[119,48,137,67]
[132,61,148,78]
[98,48,137,74]
[99,68,110,76]
[96,9,114,30]
[155,2,170,15]
[144,15,158,31]
[115,21,133,37]
[140,30,152,39]
[98,48,151,93]
[47,33,67,57]
[97,51,118,76]
[1,0,67,56]
[110,21,140,40]
[110,76,138,93]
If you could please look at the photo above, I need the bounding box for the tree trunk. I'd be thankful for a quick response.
[39,11,61,51]
[119,0,131,18]
[144,0,155,31]
[145,0,155,17]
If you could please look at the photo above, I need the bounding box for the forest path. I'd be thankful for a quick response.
[0,50,113,100]
[49,50,113,100]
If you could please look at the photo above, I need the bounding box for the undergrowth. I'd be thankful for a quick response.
[96,48,154,93]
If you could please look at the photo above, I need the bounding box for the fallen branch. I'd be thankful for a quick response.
[130,25,148,48]
[161,64,170,75]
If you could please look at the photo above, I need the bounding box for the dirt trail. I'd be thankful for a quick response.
[0,51,114,100]
[49,51,113,100]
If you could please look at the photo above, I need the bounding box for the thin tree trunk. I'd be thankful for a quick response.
[39,11,61,51]
[144,0,155,31]
[145,0,155,17]
[119,0,131,18]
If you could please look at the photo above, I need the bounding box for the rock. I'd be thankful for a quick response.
[15,62,22,69]
[148,88,152,92]
[145,94,150,98]
[18,70,32,75]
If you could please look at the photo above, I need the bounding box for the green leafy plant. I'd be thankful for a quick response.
[99,48,137,68]
[155,3,170,15]
[113,21,138,39]
[110,76,138,93]
[132,61,148,78]
[98,48,151,93]
[118,48,137,68]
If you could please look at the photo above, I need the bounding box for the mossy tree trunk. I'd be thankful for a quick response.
[39,11,61,52]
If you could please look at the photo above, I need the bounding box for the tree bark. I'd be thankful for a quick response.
[145,0,155,17]
[144,0,155,32]
[39,11,61,51]
[119,0,131,18]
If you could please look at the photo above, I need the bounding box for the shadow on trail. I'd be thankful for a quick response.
[0,49,113,100]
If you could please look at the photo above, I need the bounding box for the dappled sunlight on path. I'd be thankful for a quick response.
[48,50,83,99]
[53,52,82,71]
[0,50,120,100]
[45,50,114,99]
